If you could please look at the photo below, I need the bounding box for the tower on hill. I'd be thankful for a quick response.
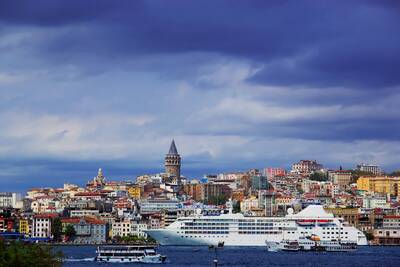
[164,139,181,185]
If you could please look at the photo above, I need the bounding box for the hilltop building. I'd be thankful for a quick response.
[164,140,181,185]
[357,163,382,175]
[291,160,323,175]
[87,168,106,189]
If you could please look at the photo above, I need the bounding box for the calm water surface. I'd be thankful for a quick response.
[61,246,400,267]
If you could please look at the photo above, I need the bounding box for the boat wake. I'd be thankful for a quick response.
[64,257,95,262]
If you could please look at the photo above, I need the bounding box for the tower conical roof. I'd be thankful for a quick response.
[168,139,178,155]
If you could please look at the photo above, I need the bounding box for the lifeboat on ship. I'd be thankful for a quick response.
[296,219,331,226]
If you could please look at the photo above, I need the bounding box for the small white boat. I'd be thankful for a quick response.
[266,240,300,252]
[95,245,167,263]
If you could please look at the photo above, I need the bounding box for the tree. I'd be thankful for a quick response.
[51,218,63,242]
[350,170,374,183]
[0,239,63,267]
[233,201,241,213]
[64,224,76,241]
[206,194,228,205]
[389,170,400,177]
[309,172,328,181]
[364,231,374,241]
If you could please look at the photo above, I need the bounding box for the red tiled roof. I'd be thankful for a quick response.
[85,217,106,225]
[384,215,400,219]
[34,213,58,219]
[60,218,80,224]
[100,190,113,193]
[61,216,105,225]
[75,192,103,196]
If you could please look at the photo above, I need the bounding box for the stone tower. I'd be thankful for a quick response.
[164,139,181,184]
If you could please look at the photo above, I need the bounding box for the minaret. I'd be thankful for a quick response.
[95,168,105,185]
[164,139,181,184]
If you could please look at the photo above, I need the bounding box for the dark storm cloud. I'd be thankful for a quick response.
[1,1,400,191]
[1,1,399,89]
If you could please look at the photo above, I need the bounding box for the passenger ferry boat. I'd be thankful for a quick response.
[146,204,367,246]
[266,235,357,252]
[95,245,166,263]
[266,240,300,252]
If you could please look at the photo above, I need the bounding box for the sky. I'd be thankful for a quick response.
[0,1,400,191]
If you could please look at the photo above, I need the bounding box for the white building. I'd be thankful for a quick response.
[32,214,57,239]
[362,195,389,209]
[131,222,148,238]
[139,199,181,214]
[357,163,382,175]
[112,220,133,238]
[111,219,149,238]
[70,210,100,217]
[291,160,323,175]
[0,192,22,208]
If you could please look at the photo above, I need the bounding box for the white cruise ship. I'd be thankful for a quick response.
[145,205,367,246]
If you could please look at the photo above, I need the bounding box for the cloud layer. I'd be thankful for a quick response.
[0,1,399,191]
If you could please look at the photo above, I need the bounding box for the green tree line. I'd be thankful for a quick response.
[0,239,63,267]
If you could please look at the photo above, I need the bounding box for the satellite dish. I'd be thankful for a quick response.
[287,208,294,215]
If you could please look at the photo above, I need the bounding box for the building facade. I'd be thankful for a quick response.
[32,214,58,238]
[0,193,22,208]
[291,160,323,175]
[357,163,382,175]
[264,168,286,178]
[357,176,400,197]
[164,139,181,184]
[374,215,400,245]
[328,170,352,190]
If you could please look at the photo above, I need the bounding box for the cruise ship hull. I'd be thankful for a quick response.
[146,229,280,246]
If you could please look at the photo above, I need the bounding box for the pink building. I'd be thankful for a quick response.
[264,168,287,178]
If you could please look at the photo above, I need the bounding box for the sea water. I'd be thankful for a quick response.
[61,245,400,267]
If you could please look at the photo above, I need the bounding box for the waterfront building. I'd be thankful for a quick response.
[291,160,323,175]
[112,219,133,238]
[164,139,181,184]
[111,219,147,238]
[357,176,400,196]
[61,217,107,244]
[357,163,382,175]
[373,215,400,245]
[32,213,58,238]
[131,221,148,237]
[0,216,15,232]
[19,218,31,236]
